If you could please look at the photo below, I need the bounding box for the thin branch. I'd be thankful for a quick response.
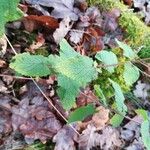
[0,74,33,80]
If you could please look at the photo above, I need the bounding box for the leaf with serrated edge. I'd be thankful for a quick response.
[49,39,97,109]
[10,53,52,77]
[68,104,95,123]
[116,39,137,59]
[123,62,140,86]
[109,79,127,113]
[95,50,118,73]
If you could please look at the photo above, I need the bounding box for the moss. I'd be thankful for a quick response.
[35,47,49,57]
[88,0,150,58]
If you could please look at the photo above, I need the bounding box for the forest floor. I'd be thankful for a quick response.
[0,0,150,150]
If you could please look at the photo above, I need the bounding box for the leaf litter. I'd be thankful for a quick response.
[0,0,150,149]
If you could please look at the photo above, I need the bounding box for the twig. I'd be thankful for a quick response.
[0,74,33,80]
[4,34,81,136]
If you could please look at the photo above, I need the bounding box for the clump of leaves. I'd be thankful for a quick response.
[10,39,140,117]
[10,39,98,110]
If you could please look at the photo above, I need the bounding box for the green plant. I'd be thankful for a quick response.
[10,39,140,123]
[87,0,150,58]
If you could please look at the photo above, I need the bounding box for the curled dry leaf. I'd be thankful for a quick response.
[78,125,122,150]
[53,125,78,150]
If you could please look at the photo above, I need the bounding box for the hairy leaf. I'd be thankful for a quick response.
[116,39,137,59]
[95,50,118,73]
[0,0,23,36]
[10,53,52,77]
[68,104,95,123]
[109,79,127,113]
[10,39,97,109]
[49,39,97,109]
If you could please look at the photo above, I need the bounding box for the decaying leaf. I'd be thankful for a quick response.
[0,35,7,57]
[23,15,59,32]
[53,125,78,150]
[78,125,121,150]
[92,106,109,130]
[12,97,62,144]
[25,0,80,21]
[53,17,72,43]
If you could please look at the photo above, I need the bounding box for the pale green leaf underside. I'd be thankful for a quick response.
[110,114,124,127]
[109,79,127,113]
[95,50,118,73]
[141,120,150,150]
[68,104,95,123]
[0,0,23,36]
[10,53,52,77]
[116,39,137,59]
[123,62,140,86]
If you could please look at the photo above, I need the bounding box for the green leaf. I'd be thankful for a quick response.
[94,85,107,106]
[95,50,118,73]
[141,120,150,150]
[110,114,124,127]
[136,109,149,121]
[49,39,97,110]
[109,79,127,113]
[10,39,98,110]
[68,104,95,123]
[123,62,140,86]
[10,53,52,77]
[116,39,137,59]
[0,0,23,36]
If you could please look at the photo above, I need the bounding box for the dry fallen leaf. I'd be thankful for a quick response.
[53,17,72,43]
[23,15,59,32]
[53,125,78,150]
[92,106,109,130]
[12,97,62,144]
[0,35,7,57]
[25,0,80,21]
[78,124,121,150]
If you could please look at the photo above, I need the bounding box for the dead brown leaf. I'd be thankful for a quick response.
[78,124,121,150]
[53,125,78,150]
[92,106,109,130]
